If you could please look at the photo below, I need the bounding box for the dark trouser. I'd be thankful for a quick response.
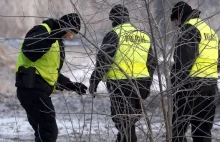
[172,84,216,142]
[107,79,150,142]
[17,87,58,142]
[110,93,141,142]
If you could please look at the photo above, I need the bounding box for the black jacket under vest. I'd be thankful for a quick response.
[15,19,72,94]
[89,18,156,99]
[171,10,219,89]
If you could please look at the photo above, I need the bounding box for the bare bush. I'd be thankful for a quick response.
[0,0,220,142]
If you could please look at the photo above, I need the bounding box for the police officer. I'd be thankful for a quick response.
[15,13,87,142]
[89,4,156,142]
[170,1,219,142]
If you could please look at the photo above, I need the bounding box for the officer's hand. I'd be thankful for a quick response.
[89,83,98,98]
[66,82,87,95]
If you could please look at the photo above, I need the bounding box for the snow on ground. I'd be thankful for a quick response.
[1,45,220,141]
[0,97,220,142]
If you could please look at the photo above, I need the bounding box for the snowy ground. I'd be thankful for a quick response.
[0,94,220,142]
[1,45,220,141]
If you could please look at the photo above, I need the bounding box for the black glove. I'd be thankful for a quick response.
[66,82,87,95]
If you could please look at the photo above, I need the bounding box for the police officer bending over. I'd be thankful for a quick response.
[15,13,87,142]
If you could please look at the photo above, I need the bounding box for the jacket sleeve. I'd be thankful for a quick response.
[89,31,119,87]
[22,25,56,62]
[56,73,71,90]
[172,24,200,81]
[147,46,157,79]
